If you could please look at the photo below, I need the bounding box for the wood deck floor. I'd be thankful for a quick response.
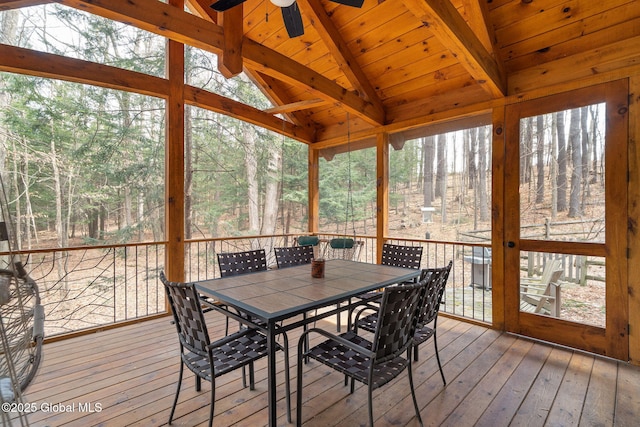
[17,311,640,427]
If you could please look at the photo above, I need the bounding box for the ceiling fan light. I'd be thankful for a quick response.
[270,0,296,7]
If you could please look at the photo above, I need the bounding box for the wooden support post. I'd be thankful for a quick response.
[308,146,320,235]
[629,75,640,365]
[376,132,389,264]
[165,3,185,289]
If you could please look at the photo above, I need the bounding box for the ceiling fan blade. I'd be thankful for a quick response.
[329,0,364,7]
[281,3,304,38]
[210,0,247,12]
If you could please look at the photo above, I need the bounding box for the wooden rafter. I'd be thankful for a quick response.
[402,0,506,98]
[297,0,383,111]
[56,0,384,126]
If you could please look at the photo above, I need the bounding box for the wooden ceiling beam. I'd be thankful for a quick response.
[0,43,169,96]
[57,0,383,126]
[297,0,384,112]
[218,5,244,78]
[402,0,506,98]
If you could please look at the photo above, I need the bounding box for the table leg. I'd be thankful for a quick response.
[267,322,277,427]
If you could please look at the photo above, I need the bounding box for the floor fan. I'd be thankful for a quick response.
[0,177,44,427]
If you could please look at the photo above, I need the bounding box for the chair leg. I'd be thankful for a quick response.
[249,361,256,390]
[433,334,446,385]
[208,378,215,427]
[169,362,184,425]
[367,383,374,427]
[196,375,201,392]
[407,358,424,427]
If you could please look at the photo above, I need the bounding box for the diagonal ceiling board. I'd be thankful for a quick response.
[402,0,506,98]
[56,0,382,126]
[247,71,319,139]
[297,0,383,113]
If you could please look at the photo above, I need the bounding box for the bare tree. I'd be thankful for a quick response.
[556,110,567,212]
[478,126,489,222]
[422,136,435,207]
[568,108,582,217]
[535,115,545,204]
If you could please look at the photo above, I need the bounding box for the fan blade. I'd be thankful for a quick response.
[281,3,304,38]
[210,0,246,12]
[329,0,364,7]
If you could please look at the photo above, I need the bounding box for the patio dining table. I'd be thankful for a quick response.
[195,258,421,426]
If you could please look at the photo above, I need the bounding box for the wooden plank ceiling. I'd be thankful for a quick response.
[3,0,640,147]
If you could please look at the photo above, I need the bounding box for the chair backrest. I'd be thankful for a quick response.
[415,261,453,327]
[160,272,210,356]
[540,258,563,284]
[371,278,427,363]
[217,249,267,277]
[381,243,423,269]
[274,245,314,269]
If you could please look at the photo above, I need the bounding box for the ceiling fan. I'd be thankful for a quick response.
[210,0,365,38]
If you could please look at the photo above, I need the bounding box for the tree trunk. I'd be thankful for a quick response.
[50,126,67,248]
[260,141,282,237]
[520,117,533,184]
[436,133,447,222]
[568,108,582,217]
[435,134,446,200]
[535,115,545,203]
[478,126,489,222]
[422,136,435,207]
[466,128,477,191]
[243,125,260,234]
[551,114,558,219]
[556,110,567,212]
[580,106,591,201]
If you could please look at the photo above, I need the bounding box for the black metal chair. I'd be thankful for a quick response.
[160,272,291,426]
[354,261,453,385]
[296,278,428,427]
[274,245,314,269]
[217,249,268,277]
[356,243,423,304]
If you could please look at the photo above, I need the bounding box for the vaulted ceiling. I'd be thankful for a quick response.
[2,0,639,149]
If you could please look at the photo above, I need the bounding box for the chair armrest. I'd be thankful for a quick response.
[297,327,374,358]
